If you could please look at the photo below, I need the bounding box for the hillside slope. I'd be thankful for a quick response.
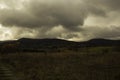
[0,38,119,53]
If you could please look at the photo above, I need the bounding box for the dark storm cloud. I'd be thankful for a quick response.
[0,0,119,28]
[0,0,87,30]
[0,0,119,29]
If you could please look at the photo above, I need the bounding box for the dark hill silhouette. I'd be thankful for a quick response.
[0,38,119,53]
[18,38,74,45]
[80,38,120,47]
[16,38,120,47]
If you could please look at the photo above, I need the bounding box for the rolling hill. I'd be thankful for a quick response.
[0,38,119,53]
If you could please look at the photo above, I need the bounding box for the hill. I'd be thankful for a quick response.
[0,38,119,53]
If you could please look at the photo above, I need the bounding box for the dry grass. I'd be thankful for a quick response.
[0,47,120,80]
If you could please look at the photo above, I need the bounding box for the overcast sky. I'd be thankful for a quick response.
[0,0,120,41]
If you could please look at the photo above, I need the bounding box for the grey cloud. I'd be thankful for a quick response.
[80,26,120,40]
[0,0,118,29]
[0,0,120,41]
[85,0,120,11]
[0,0,87,30]
[1,25,119,41]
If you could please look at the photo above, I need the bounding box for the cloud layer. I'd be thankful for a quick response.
[0,0,87,30]
[0,0,120,41]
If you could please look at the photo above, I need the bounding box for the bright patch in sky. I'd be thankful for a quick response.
[0,24,14,41]
[0,4,8,9]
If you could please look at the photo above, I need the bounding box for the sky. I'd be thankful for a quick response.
[0,0,120,41]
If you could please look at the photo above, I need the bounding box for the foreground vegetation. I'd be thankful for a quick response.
[0,47,120,80]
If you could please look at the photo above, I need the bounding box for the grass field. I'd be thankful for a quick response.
[0,47,120,80]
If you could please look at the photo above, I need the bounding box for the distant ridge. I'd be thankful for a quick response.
[0,38,119,53]
[18,38,71,42]
[0,38,120,46]
[84,38,120,46]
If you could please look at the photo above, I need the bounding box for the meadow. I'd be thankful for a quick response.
[0,47,120,80]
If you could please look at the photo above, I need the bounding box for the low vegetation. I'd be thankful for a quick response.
[0,46,120,80]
